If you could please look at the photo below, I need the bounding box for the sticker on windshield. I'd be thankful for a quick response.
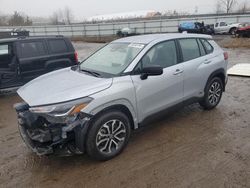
[128,43,144,49]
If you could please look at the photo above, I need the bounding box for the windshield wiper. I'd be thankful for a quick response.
[80,69,101,77]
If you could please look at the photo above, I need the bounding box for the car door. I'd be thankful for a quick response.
[214,23,220,33]
[219,22,229,33]
[179,38,215,101]
[130,40,184,122]
[17,39,48,83]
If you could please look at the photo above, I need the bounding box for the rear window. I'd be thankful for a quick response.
[200,39,213,54]
[48,39,68,54]
[20,41,47,58]
[179,38,200,62]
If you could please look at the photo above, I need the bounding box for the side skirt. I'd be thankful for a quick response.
[138,97,202,128]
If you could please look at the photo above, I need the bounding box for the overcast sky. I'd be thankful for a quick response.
[0,0,245,20]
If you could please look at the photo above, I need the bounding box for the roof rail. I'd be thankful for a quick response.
[17,36,27,39]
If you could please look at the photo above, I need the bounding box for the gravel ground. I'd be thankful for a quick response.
[0,40,250,188]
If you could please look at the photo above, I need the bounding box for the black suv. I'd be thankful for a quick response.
[0,36,78,93]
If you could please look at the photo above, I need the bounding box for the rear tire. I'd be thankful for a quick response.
[86,111,131,161]
[199,77,223,110]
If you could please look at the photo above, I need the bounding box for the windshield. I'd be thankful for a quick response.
[80,43,145,75]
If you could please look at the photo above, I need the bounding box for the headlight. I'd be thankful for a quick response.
[29,97,93,117]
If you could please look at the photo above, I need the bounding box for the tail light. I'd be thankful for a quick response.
[74,51,79,63]
[224,52,228,60]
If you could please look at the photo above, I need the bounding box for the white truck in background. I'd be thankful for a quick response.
[214,21,241,35]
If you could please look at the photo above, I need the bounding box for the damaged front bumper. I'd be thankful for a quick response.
[14,102,92,156]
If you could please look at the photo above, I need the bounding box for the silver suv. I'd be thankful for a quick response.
[14,34,228,160]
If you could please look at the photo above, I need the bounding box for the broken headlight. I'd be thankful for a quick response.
[29,97,93,117]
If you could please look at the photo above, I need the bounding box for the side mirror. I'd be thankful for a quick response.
[140,66,163,80]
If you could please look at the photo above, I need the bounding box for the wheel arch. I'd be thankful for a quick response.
[89,99,138,130]
[229,27,237,34]
[75,101,137,153]
[205,68,226,91]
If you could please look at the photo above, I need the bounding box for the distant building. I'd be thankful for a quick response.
[146,11,161,18]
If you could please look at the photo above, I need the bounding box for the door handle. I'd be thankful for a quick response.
[204,59,211,64]
[173,69,183,75]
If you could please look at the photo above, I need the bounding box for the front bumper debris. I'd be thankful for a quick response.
[14,102,92,156]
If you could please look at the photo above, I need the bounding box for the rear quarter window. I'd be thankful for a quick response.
[197,39,206,56]
[20,41,47,58]
[48,39,68,54]
[208,40,220,49]
[201,39,214,54]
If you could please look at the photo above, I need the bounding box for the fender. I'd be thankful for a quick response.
[89,98,138,129]
[205,68,226,91]
[75,99,138,153]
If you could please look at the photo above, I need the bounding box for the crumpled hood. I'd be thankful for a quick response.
[17,67,113,107]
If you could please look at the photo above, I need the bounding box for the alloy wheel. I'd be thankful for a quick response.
[208,81,222,105]
[96,119,126,155]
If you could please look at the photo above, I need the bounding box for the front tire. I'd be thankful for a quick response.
[199,77,223,110]
[86,111,131,161]
[229,28,236,35]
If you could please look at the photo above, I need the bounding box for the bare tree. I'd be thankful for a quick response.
[8,11,24,26]
[8,11,32,26]
[238,1,248,13]
[0,17,5,26]
[64,7,74,25]
[25,16,32,25]
[215,1,223,14]
[217,0,237,13]
[50,7,74,25]
[0,12,8,26]
[58,9,64,23]
[50,11,60,25]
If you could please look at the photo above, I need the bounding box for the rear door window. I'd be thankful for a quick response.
[179,38,200,62]
[20,41,47,58]
[48,39,68,54]
[0,44,10,55]
[0,43,13,68]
